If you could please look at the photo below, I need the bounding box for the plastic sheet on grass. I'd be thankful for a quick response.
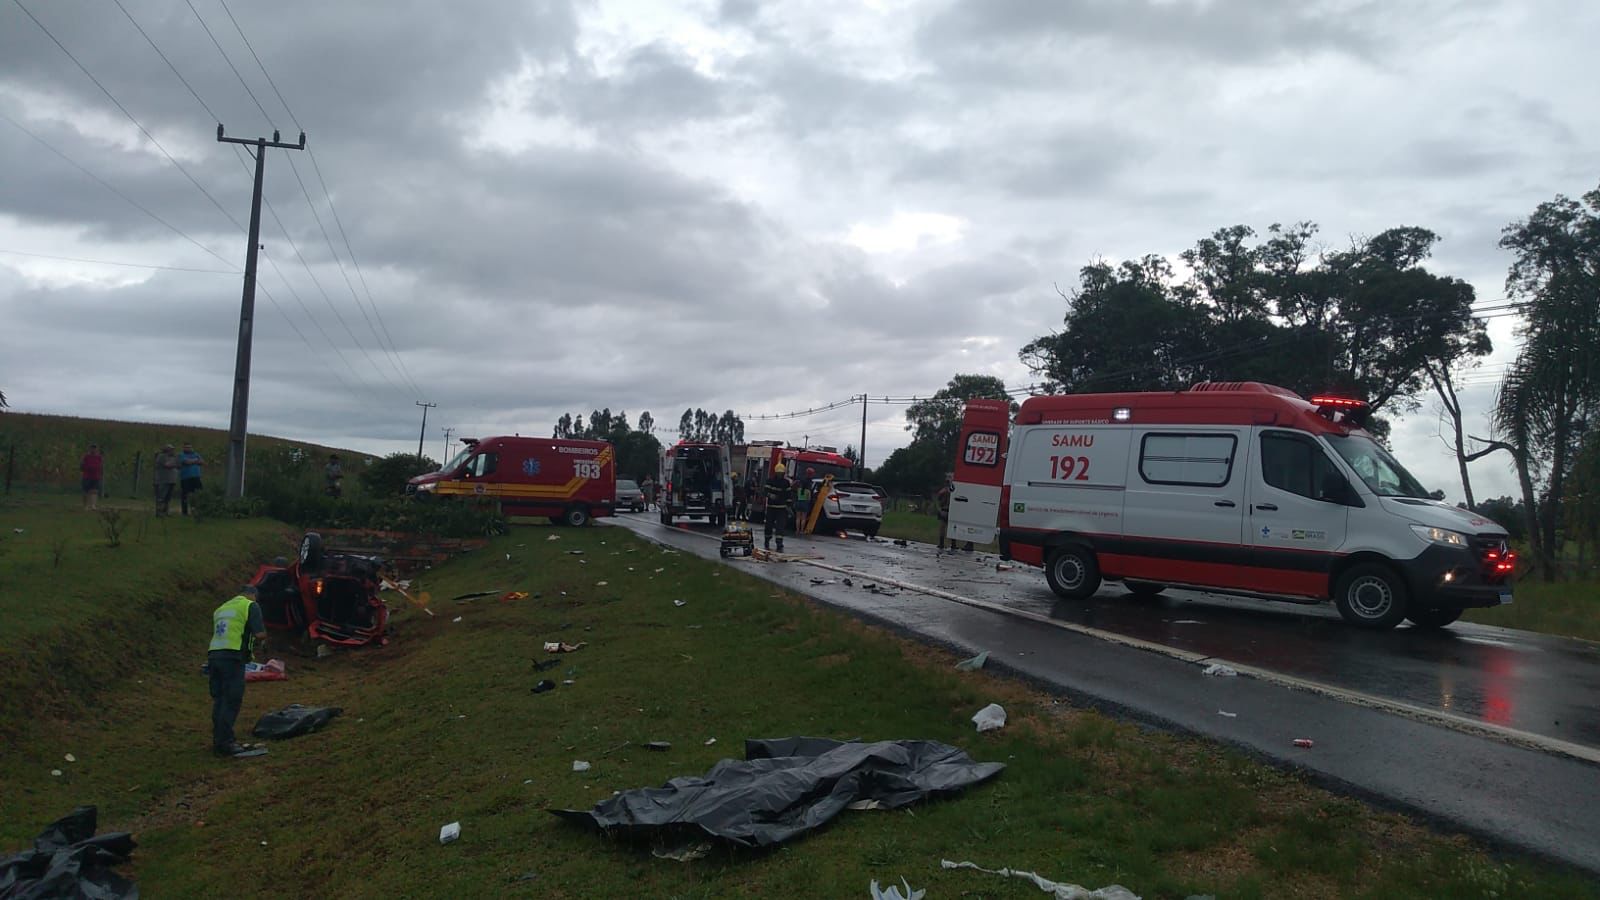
[0,806,137,899]
[252,704,343,739]
[553,737,1003,848]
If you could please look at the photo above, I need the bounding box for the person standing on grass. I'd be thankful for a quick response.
[79,443,103,510]
[153,443,180,516]
[207,584,266,757]
[324,454,344,498]
[178,442,205,515]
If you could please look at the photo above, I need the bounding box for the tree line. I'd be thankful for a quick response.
[872,184,1600,579]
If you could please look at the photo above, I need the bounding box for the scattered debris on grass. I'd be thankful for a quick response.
[501,591,529,603]
[704,738,716,746]
[50,769,62,777]
[543,641,586,653]
[940,859,1140,900]
[572,760,592,772]
[532,681,556,694]
[554,738,1003,848]
[244,659,287,682]
[870,877,926,900]
[1293,738,1315,748]
[547,534,560,541]
[0,806,137,899]
[64,753,76,763]
[652,842,712,862]
[450,591,500,603]
[451,616,463,623]
[673,599,687,607]
[251,704,342,740]
[439,821,461,845]
[1201,664,1238,677]
[645,741,671,752]
[1218,710,1238,718]
[972,703,1007,733]
[955,651,989,671]
[533,659,560,671]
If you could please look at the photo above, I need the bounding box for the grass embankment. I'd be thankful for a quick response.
[1,515,1595,897]
[0,495,290,740]
[1464,580,1600,643]
[877,508,998,552]
[0,410,363,495]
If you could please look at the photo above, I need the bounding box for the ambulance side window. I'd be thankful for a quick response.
[1259,433,1337,500]
[1138,433,1237,487]
[465,453,498,478]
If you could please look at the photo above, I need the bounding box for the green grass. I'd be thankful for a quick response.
[1464,579,1600,643]
[2,511,1595,898]
[877,508,998,551]
[0,493,291,740]
[0,410,363,495]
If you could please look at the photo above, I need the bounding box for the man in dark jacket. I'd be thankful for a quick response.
[763,464,794,552]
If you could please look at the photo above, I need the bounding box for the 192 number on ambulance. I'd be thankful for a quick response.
[1049,455,1090,481]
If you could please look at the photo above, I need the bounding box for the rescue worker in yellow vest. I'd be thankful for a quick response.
[208,585,266,756]
[763,464,794,553]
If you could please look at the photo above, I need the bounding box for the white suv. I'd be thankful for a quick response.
[815,480,884,538]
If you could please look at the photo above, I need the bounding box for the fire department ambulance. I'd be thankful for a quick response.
[948,382,1515,630]
[407,436,616,526]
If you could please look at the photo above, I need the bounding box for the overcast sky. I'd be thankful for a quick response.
[1,0,1594,500]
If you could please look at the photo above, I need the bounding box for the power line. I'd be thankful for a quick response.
[12,0,242,233]
[110,0,220,123]
[215,0,423,397]
[0,111,236,269]
[182,0,274,127]
[0,248,235,274]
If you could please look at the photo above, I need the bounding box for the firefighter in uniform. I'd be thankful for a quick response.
[763,463,794,552]
[207,585,267,756]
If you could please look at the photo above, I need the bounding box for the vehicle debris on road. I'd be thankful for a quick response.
[554,737,1003,848]
[1293,738,1315,748]
[439,821,461,845]
[972,703,1007,732]
[544,641,586,653]
[940,859,1140,900]
[1201,664,1238,677]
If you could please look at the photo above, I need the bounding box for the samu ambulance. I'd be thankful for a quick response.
[407,436,616,526]
[948,382,1514,630]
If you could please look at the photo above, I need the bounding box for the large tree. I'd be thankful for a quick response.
[1485,184,1600,574]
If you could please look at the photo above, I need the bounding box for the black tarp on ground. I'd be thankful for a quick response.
[553,737,1004,848]
[251,704,342,739]
[0,806,137,899]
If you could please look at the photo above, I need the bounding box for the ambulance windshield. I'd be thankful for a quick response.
[1324,434,1431,499]
[439,445,475,474]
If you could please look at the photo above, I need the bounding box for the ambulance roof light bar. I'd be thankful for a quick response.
[1310,395,1369,424]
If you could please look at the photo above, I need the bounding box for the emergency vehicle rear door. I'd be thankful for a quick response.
[948,400,1012,545]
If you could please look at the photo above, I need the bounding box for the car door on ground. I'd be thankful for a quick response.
[1244,428,1350,598]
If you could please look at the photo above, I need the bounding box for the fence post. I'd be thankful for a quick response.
[3,444,12,495]
[131,450,143,498]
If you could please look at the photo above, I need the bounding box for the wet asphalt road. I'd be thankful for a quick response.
[608,512,1600,874]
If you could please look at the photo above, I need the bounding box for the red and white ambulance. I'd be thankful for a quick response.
[406,436,616,526]
[948,382,1515,630]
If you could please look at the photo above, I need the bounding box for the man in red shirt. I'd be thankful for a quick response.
[79,443,103,511]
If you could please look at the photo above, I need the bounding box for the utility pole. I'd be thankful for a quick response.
[415,402,437,460]
[217,125,305,499]
[859,394,868,480]
[441,426,455,461]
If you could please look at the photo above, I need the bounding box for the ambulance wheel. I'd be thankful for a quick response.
[1124,580,1165,599]
[1334,563,1408,629]
[1044,546,1100,601]
[563,506,591,528]
[1406,607,1463,630]
[298,532,325,571]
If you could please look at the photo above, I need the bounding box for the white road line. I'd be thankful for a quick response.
[621,518,1600,767]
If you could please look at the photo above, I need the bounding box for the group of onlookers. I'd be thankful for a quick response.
[76,441,204,515]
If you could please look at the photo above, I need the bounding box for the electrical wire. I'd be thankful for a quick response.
[0,248,235,274]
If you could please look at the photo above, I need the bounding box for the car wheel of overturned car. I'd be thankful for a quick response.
[298,532,325,571]
[1044,545,1101,601]
[1405,606,1463,630]
[1123,580,1166,599]
[564,506,591,527]
[1334,562,1409,629]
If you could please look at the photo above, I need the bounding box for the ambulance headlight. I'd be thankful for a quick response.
[1113,407,1132,421]
[1410,525,1467,547]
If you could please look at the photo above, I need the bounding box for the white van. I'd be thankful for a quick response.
[948,382,1515,630]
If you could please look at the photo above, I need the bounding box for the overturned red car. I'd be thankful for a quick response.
[249,532,390,647]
